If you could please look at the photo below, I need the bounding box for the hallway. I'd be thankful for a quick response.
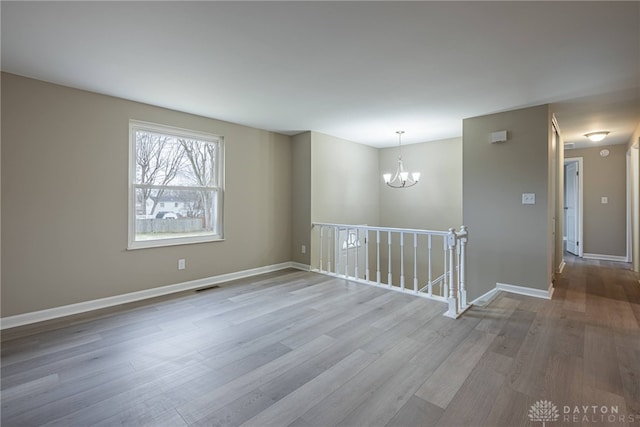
[479,253,640,426]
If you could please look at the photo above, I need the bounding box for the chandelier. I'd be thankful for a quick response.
[383,131,420,188]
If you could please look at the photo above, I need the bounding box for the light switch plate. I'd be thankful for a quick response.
[522,193,536,205]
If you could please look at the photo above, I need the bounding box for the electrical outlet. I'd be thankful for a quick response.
[522,193,536,205]
[178,259,186,270]
[301,245,306,254]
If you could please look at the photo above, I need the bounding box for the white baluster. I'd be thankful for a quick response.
[344,228,349,278]
[413,233,418,294]
[327,227,332,273]
[428,234,433,297]
[387,231,392,287]
[319,226,324,273]
[443,236,448,298]
[364,229,370,282]
[376,230,381,285]
[334,226,339,276]
[354,228,359,280]
[456,242,461,310]
[400,232,405,291]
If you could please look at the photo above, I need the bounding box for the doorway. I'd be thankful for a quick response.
[564,157,583,257]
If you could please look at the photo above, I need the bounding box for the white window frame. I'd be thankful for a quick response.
[128,120,225,249]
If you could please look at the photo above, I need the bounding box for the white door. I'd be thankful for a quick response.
[565,161,579,255]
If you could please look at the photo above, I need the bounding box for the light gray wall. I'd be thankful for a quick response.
[379,137,462,229]
[463,105,552,300]
[310,131,380,225]
[2,73,292,317]
[309,131,380,271]
[291,132,311,265]
[567,144,628,257]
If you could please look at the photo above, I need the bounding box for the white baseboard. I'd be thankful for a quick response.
[290,262,311,271]
[470,280,554,306]
[557,260,566,274]
[1,262,302,330]
[496,282,554,300]
[470,288,500,307]
[583,253,628,262]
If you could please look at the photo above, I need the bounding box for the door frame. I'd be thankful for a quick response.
[564,157,584,257]
[626,146,638,264]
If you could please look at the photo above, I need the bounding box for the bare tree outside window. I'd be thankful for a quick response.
[135,131,184,216]
[179,138,217,231]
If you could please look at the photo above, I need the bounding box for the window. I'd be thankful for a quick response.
[128,120,224,249]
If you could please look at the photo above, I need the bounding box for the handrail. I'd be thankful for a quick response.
[311,222,451,236]
[311,222,470,318]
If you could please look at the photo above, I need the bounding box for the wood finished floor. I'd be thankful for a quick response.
[1,256,639,427]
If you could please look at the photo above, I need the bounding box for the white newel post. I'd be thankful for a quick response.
[445,228,458,318]
[458,225,468,309]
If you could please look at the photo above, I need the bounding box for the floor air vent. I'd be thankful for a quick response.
[195,285,220,293]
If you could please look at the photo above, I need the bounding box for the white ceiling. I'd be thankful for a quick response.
[2,1,638,148]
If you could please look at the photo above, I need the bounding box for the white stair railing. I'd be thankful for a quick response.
[312,222,470,318]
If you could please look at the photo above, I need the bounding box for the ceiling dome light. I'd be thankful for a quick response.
[584,131,610,142]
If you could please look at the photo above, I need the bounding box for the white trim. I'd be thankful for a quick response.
[1,262,298,330]
[470,288,500,307]
[470,281,555,306]
[290,262,311,271]
[496,282,553,300]
[557,260,566,274]
[564,157,584,258]
[626,150,632,262]
[582,253,629,262]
